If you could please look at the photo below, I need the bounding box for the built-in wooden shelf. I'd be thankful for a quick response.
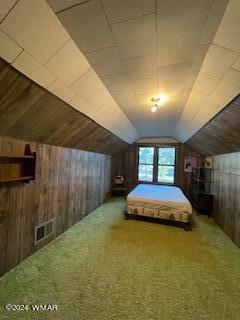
[0,144,36,184]
[0,176,34,183]
[0,154,35,159]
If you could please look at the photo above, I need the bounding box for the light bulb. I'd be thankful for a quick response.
[156,100,164,107]
[151,106,158,113]
[151,94,168,107]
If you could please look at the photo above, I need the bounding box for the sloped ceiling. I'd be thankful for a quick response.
[186,95,240,155]
[175,0,240,142]
[49,0,233,140]
[0,0,139,144]
[0,0,240,144]
[0,58,128,155]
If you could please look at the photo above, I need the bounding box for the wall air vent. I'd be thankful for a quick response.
[35,218,55,244]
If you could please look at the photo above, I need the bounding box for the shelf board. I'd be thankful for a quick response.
[0,154,35,159]
[0,176,34,183]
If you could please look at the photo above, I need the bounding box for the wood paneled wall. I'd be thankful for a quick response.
[0,58,128,155]
[111,143,204,197]
[185,95,240,247]
[213,152,240,247]
[111,144,138,192]
[0,136,111,277]
[186,95,240,155]
[176,144,205,197]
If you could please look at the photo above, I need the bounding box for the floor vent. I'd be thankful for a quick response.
[35,218,55,244]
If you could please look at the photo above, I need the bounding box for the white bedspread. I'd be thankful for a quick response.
[127,184,192,214]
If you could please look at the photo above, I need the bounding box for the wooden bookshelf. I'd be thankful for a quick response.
[0,144,36,184]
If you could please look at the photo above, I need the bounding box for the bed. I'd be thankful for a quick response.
[125,184,192,230]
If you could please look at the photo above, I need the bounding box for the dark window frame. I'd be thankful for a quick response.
[137,145,177,185]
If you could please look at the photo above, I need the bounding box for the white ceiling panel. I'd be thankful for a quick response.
[135,93,154,109]
[102,0,155,24]
[86,46,124,76]
[70,95,91,113]
[174,88,192,121]
[57,0,114,53]
[70,68,103,100]
[111,14,156,60]
[45,39,90,86]
[201,44,238,78]
[200,0,229,45]
[0,0,17,22]
[131,77,157,95]
[111,91,136,105]
[157,0,212,36]
[123,54,156,81]
[232,56,240,71]
[84,108,102,122]
[158,29,202,67]
[216,68,240,97]
[100,73,132,92]
[193,72,220,95]
[0,30,22,63]
[47,0,87,13]
[87,87,112,110]
[214,0,240,53]
[185,72,198,89]
[157,62,191,96]
[1,0,70,64]
[205,89,232,111]
[186,104,218,134]
[12,51,56,87]
[180,90,208,120]
[191,44,209,72]
[47,78,75,103]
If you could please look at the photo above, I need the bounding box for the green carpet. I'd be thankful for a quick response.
[0,198,240,320]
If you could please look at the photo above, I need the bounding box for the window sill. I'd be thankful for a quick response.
[137,181,176,186]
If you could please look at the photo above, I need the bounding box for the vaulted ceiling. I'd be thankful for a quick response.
[0,0,240,144]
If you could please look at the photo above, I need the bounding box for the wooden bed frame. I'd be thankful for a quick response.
[124,211,192,231]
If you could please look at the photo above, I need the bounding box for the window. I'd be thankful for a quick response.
[137,146,176,184]
[158,147,175,184]
[138,147,154,182]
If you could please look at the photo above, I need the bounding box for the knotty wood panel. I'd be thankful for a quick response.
[111,143,204,197]
[0,136,111,277]
[213,152,240,247]
[186,95,240,155]
[0,58,128,155]
[185,95,240,247]
[176,144,205,197]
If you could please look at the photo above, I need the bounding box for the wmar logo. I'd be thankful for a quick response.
[31,304,58,311]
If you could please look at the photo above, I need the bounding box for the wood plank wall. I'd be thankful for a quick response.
[186,95,240,155]
[0,58,128,155]
[0,136,111,277]
[111,143,204,197]
[185,95,240,247]
[176,144,205,197]
[212,152,240,247]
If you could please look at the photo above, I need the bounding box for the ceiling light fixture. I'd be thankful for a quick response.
[150,94,168,112]
[151,105,158,113]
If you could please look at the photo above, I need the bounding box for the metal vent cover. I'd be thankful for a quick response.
[34,218,55,244]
